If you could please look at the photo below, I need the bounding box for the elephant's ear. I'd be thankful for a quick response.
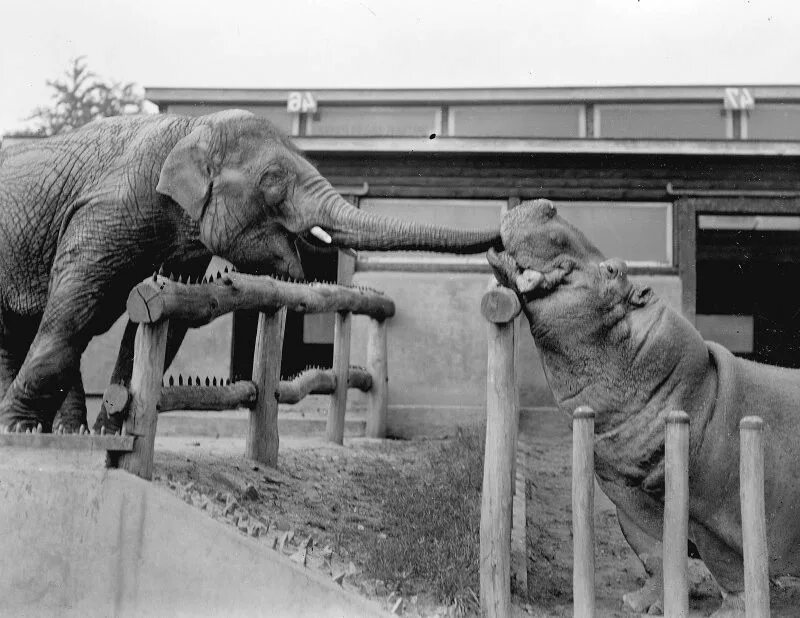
[157,125,214,220]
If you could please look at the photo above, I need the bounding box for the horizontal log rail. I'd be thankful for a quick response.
[278,365,372,405]
[105,366,374,415]
[126,272,395,326]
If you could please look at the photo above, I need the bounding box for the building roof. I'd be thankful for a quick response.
[146,85,800,106]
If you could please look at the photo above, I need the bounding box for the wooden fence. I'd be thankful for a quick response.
[113,255,394,479]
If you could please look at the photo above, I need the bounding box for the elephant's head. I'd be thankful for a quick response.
[156,109,501,279]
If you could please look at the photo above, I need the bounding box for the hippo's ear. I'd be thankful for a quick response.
[629,285,654,308]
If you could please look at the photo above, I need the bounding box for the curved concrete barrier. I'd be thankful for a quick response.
[0,445,387,618]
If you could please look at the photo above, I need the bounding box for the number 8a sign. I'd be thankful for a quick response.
[287,91,318,113]
[724,88,755,111]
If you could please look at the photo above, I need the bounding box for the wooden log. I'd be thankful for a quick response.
[106,367,374,416]
[117,321,170,480]
[247,308,286,466]
[279,366,371,404]
[480,316,516,618]
[365,318,388,438]
[663,410,690,618]
[157,381,258,411]
[126,273,394,326]
[739,416,770,618]
[102,383,131,418]
[481,279,522,324]
[572,406,596,618]
[327,251,355,445]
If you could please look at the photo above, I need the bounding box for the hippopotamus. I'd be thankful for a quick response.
[488,199,800,616]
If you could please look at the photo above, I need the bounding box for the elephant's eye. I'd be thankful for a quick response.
[259,166,290,205]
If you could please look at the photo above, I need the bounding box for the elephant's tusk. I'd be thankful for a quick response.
[310,226,332,244]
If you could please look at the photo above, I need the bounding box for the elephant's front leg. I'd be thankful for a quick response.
[0,326,87,431]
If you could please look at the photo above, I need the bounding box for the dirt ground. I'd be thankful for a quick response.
[151,420,800,617]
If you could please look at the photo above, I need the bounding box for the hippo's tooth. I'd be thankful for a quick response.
[516,269,544,293]
[100,426,106,436]
[36,423,42,434]
[310,226,332,244]
[79,424,86,435]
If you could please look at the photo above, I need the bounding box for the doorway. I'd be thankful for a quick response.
[694,208,800,367]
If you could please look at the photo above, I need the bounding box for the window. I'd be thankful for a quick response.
[166,103,294,134]
[555,202,672,265]
[306,106,439,136]
[596,104,727,139]
[448,104,583,138]
[746,104,800,141]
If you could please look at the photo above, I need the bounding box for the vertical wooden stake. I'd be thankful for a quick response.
[480,318,516,618]
[118,321,170,480]
[365,317,388,438]
[572,406,595,618]
[740,416,770,618]
[247,308,287,466]
[327,250,355,445]
[664,410,690,618]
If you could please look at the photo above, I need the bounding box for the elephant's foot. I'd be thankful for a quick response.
[623,575,663,614]
[52,410,87,434]
[709,591,745,618]
[0,414,44,433]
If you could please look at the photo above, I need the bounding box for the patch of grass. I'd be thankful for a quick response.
[353,429,485,614]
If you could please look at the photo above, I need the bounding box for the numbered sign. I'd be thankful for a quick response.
[724,88,755,110]
[287,91,318,114]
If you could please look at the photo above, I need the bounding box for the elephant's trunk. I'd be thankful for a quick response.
[317,193,501,254]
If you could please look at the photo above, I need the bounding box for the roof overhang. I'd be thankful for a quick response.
[293,137,800,157]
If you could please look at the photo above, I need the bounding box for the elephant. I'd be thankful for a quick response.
[0,109,501,433]
[488,199,800,616]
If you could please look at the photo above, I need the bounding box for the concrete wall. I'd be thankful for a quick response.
[0,448,387,618]
[349,272,683,437]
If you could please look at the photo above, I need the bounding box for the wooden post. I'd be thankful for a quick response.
[739,416,770,618]
[117,321,170,480]
[479,312,516,618]
[664,410,690,618]
[327,250,355,444]
[572,407,595,618]
[365,317,388,438]
[246,308,287,466]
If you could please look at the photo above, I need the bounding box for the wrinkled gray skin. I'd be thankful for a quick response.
[0,110,500,433]
[489,200,800,617]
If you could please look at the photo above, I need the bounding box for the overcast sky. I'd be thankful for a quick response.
[1,0,799,135]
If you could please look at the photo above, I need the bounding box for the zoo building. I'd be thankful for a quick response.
[79,84,800,438]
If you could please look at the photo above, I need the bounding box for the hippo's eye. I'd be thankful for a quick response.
[603,262,618,278]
